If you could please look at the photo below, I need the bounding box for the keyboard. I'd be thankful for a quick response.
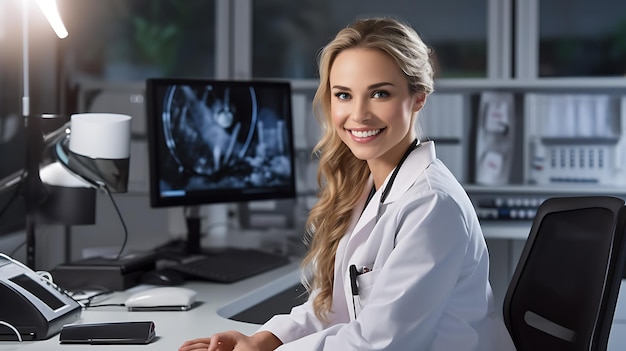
[169,248,291,283]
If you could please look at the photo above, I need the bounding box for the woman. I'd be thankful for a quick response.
[179,17,515,351]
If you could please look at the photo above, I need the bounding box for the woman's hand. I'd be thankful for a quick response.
[178,331,282,351]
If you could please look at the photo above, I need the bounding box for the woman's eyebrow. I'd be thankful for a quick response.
[368,82,394,89]
[331,82,395,91]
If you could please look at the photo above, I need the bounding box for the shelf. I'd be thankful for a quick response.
[435,78,626,91]
[289,78,626,92]
[464,184,626,196]
[540,136,620,145]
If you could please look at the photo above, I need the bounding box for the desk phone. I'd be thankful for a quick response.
[0,256,81,341]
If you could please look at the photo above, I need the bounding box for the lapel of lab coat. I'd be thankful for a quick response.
[340,141,437,320]
[344,141,436,251]
[379,140,436,205]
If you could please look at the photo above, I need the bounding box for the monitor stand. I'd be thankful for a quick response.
[153,206,291,284]
[184,205,203,255]
[182,206,235,256]
[153,204,294,261]
[149,206,208,258]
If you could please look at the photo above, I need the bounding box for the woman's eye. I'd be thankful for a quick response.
[372,91,390,99]
[335,92,350,100]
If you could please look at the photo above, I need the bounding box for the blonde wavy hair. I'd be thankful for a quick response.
[301,17,436,321]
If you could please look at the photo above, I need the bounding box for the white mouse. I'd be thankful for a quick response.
[125,287,197,311]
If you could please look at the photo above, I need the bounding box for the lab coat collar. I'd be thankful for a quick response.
[348,140,436,237]
[380,140,436,204]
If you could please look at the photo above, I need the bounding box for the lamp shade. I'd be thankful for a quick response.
[69,113,131,159]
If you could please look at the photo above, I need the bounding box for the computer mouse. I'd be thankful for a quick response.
[139,268,185,286]
[125,287,197,311]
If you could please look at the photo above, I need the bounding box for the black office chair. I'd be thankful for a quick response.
[503,196,626,351]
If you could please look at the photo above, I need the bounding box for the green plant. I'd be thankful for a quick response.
[130,0,189,74]
[132,16,179,71]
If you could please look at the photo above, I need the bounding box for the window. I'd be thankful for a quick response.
[58,0,216,81]
[538,0,626,77]
[251,0,488,79]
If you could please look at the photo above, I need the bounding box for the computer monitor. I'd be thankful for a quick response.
[145,78,297,254]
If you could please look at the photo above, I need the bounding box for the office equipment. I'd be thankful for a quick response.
[124,287,197,311]
[465,184,626,224]
[59,321,156,344]
[52,251,157,291]
[0,113,132,268]
[525,93,626,186]
[475,92,517,185]
[146,78,296,210]
[0,255,81,341]
[145,78,296,279]
[169,248,290,283]
[503,196,626,350]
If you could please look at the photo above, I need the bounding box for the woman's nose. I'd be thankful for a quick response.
[350,98,371,122]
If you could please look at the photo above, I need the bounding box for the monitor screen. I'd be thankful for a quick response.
[145,78,297,209]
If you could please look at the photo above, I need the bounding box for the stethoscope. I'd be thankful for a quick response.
[350,138,421,318]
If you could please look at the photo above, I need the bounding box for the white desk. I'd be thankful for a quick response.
[0,261,302,351]
[1,260,626,350]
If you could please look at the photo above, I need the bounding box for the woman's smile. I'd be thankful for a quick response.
[347,128,385,141]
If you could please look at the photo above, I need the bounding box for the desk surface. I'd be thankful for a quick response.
[0,261,302,351]
[3,253,626,350]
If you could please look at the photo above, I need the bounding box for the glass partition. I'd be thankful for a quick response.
[538,0,626,77]
[58,0,216,81]
[252,0,488,79]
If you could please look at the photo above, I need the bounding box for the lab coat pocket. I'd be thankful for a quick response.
[356,269,380,306]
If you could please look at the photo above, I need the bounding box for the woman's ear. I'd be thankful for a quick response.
[413,93,427,113]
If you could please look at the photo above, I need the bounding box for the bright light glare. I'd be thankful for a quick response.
[35,0,68,39]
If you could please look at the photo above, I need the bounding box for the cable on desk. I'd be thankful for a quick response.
[69,290,115,308]
[85,303,126,309]
[0,321,22,342]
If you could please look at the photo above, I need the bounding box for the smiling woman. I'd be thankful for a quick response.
[328,47,426,185]
[179,17,515,351]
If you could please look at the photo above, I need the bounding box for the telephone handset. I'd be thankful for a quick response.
[0,255,81,341]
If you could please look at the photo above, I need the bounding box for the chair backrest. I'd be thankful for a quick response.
[503,196,626,351]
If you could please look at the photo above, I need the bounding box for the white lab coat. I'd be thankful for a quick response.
[259,141,516,350]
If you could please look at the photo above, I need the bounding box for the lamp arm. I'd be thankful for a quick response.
[0,120,70,196]
[0,170,27,195]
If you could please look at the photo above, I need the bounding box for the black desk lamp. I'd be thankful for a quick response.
[0,1,132,269]
[0,112,132,269]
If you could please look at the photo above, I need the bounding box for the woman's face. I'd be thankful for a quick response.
[329,48,425,168]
